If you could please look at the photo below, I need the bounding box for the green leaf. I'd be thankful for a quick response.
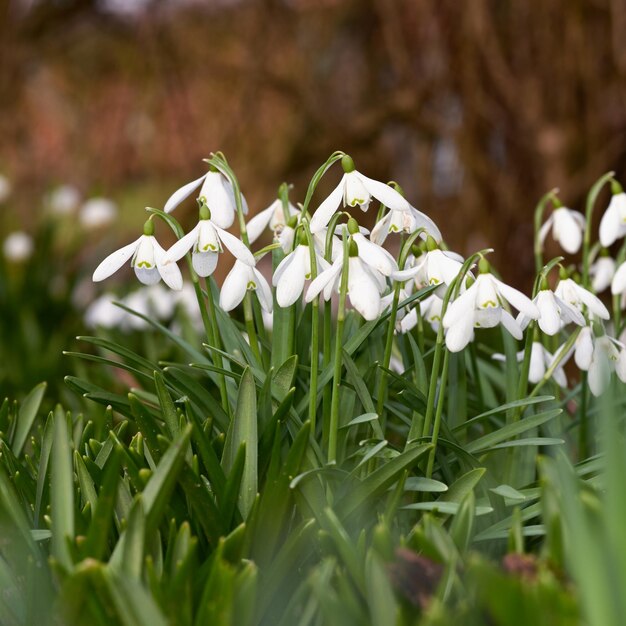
[438,468,486,504]
[154,371,180,438]
[340,413,379,429]
[121,497,146,579]
[222,368,258,518]
[51,408,75,570]
[402,502,493,515]
[12,382,46,457]
[490,485,526,501]
[403,477,448,492]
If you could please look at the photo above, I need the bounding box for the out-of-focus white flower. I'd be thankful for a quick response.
[610,259,626,297]
[164,167,248,229]
[574,326,626,396]
[0,174,11,203]
[555,278,610,320]
[442,268,539,352]
[392,246,464,295]
[84,294,128,329]
[398,294,444,333]
[517,289,585,336]
[92,220,182,290]
[590,255,616,293]
[219,260,273,313]
[493,342,568,386]
[164,205,254,277]
[80,197,117,228]
[309,155,410,233]
[539,207,585,254]
[370,203,441,245]
[47,184,81,216]
[599,191,626,248]
[247,198,300,244]
[3,232,33,262]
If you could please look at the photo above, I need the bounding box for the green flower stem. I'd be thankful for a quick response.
[613,241,626,336]
[534,188,560,274]
[202,277,230,416]
[328,233,350,464]
[425,348,450,478]
[582,171,614,289]
[579,375,589,459]
[322,300,333,449]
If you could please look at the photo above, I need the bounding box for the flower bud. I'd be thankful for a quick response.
[348,237,359,257]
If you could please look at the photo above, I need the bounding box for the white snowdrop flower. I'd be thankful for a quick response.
[92,219,183,290]
[305,238,386,321]
[538,207,585,254]
[590,255,616,293]
[399,294,444,333]
[164,204,254,277]
[574,326,626,396]
[274,220,296,254]
[493,342,568,387]
[442,264,539,353]
[609,259,626,297]
[599,191,626,247]
[219,260,273,313]
[555,277,610,319]
[47,184,80,216]
[84,294,128,330]
[273,236,329,307]
[247,197,300,244]
[3,231,33,262]
[346,218,397,277]
[0,174,11,203]
[370,203,442,246]
[517,288,585,336]
[139,284,175,320]
[309,155,410,233]
[163,166,248,229]
[80,197,118,229]
[392,242,464,294]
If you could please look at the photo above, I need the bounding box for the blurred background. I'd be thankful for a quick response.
[2,0,626,396]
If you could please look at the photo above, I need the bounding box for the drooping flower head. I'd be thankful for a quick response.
[92,218,183,290]
[220,259,273,314]
[164,202,254,277]
[538,206,586,255]
[599,181,626,247]
[517,286,585,336]
[247,190,301,246]
[309,155,411,234]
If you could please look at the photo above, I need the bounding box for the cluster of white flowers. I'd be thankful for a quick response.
[91,154,626,397]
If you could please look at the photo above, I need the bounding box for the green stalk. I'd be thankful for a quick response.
[425,348,450,478]
[579,375,589,459]
[533,188,560,274]
[582,171,614,289]
[322,300,332,449]
[328,232,350,464]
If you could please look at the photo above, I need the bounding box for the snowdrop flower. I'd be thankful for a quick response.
[610,259,626,297]
[274,218,297,254]
[80,197,118,229]
[247,197,300,244]
[590,254,616,293]
[163,165,247,229]
[3,231,33,262]
[164,204,254,277]
[398,294,444,333]
[305,238,386,320]
[599,188,626,247]
[555,277,610,319]
[574,326,626,396]
[392,240,464,294]
[370,203,442,245]
[347,218,397,277]
[493,342,568,387]
[442,262,539,352]
[92,219,183,290]
[538,207,585,254]
[219,260,272,313]
[309,155,410,233]
[0,174,11,203]
[517,288,585,336]
[47,184,80,216]
[273,234,329,307]
[84,294,128,330]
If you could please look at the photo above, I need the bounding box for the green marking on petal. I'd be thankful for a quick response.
[247,281,257,290]
[481,300,498,308]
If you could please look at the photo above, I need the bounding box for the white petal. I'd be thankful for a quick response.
[272,247,297,286]
[348,258,381,320]
[599,195,624,247]
[445,314,475,352]
[500,310,523,340]
[219,262,250,311]
[305,258,342,302]
[536,291,561,336]
[575,327,594,371]
[192,251,219,277]
[555,295,585,327]
[164,224,201,263]
[528,342,547,383]
[164,174,207,214]
[369,213,392,246]
[246,204,275,244]
[588,349,611,397]
[611,261,626,295]
[215,225,255,265]
[353,233,397,276]
[153,239,183,290]
[309,176,346,233]
[200,172,236,229]
[615,349,626,383]
[493,278,539,318]
[538,215,554,248]
[276,246,308,307]
[409,206,442,242]
[590,257,615,293]
[399,308,418,333]
[553,208,583,254]
[134,266,161,285]
[443,283,478,329]
[355,172,410,212]
[253,267,273,313]
[92,237,141,282]
[574,283,610,319]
